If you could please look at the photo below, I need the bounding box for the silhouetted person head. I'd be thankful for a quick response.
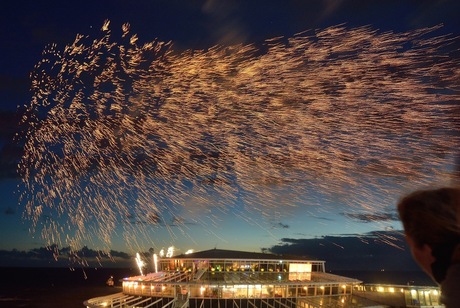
[397,187,460,284]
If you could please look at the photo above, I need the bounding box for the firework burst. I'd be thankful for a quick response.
[18,20,460,253]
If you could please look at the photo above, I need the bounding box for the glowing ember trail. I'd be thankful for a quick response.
[18,20,460,254]
[153,253,158,273]
[136,252,145,276]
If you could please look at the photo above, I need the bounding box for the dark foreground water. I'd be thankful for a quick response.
[0,267,138,308]
[0,267,436,308]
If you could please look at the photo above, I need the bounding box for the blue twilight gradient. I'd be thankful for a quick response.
[0,0,458,264]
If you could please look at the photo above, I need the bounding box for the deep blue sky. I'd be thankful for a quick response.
[0,0,459,268]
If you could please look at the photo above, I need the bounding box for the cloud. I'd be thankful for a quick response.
[342,211,399,223]
[266,230,419,271]
[0,110,23,179]
[202,0,249,46]
[0,76,30,112]
[0,245,132,267]
[271,222,289,229]
[125,211,197,227]
[3,206,15,215]
[314,216,335,222]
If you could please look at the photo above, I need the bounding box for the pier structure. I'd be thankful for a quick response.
[84,249,441,308]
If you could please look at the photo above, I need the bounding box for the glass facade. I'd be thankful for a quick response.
[353,284,442,307]
[85,251,441,307]
[108,256,361,308]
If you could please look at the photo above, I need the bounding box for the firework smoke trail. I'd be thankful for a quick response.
[18,20,460,253]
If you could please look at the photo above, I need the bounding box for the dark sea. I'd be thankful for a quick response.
[0,267,436,308]
[0,267,138,308]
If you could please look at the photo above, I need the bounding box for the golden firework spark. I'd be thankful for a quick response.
[18,21,460,254]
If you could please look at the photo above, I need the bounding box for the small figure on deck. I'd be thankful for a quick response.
[106,276,114,287]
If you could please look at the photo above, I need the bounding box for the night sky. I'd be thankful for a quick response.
[0,0,459,269]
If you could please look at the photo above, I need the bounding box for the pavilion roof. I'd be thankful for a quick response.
[173,248,316,261]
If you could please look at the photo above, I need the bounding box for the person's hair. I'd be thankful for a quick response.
[397,187,460,283]
[397,187,460,248]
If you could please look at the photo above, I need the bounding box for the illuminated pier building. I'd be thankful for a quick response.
[84,249,442,308]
